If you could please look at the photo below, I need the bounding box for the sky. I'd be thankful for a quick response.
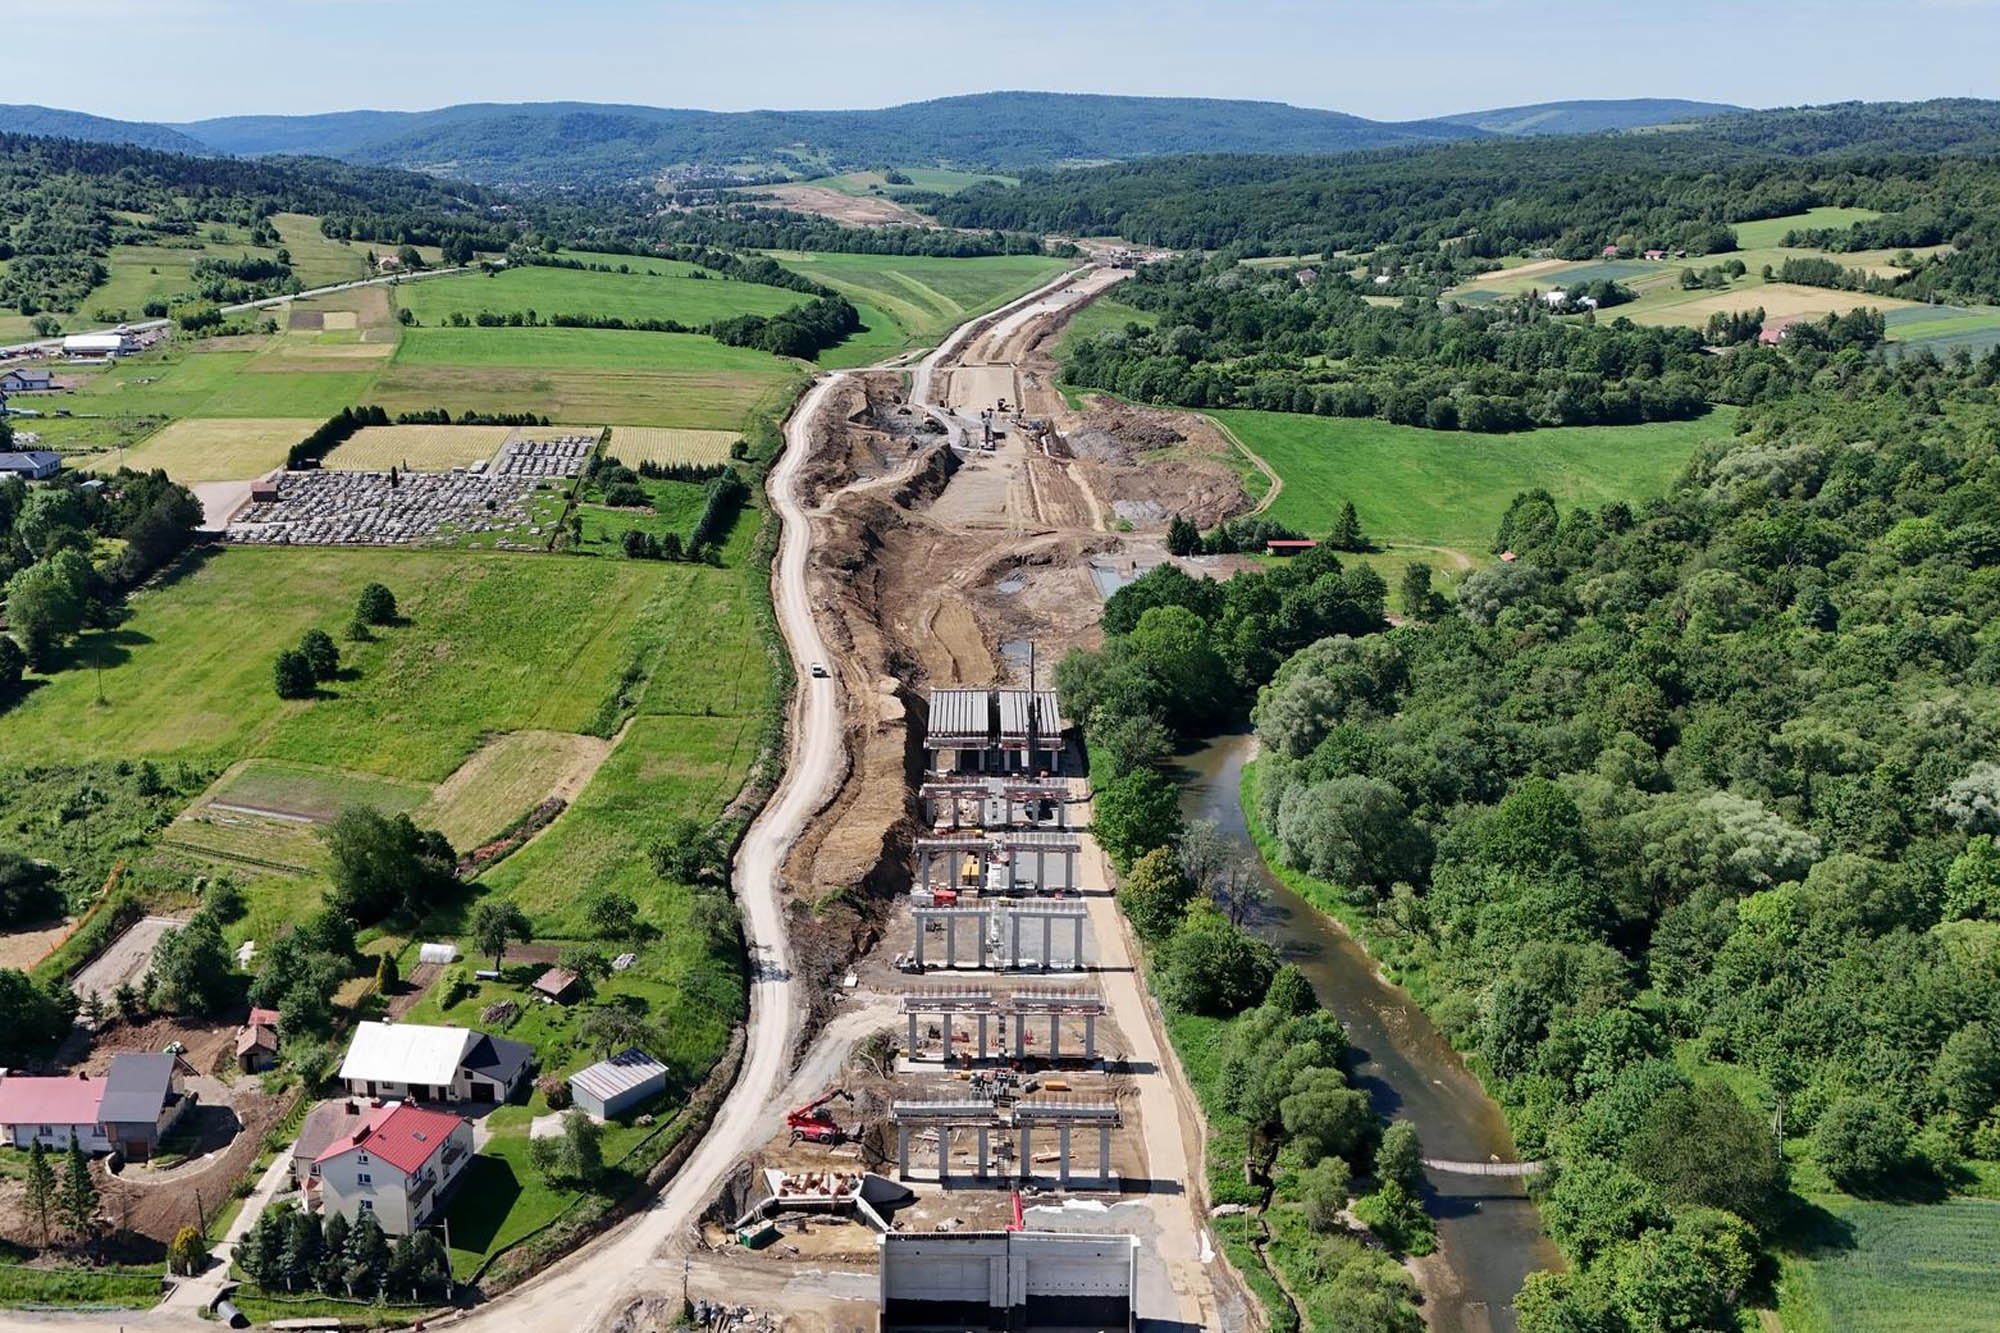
[6,0,2000,123]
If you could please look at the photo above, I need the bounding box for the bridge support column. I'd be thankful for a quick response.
[897,1124,910,1180]
[1058,1122,1072,1187]
[907,1011,920,1061]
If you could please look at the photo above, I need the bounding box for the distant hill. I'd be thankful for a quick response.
[163,93,1494,186]
[0,104,208,155]
[1436,98,1743,135]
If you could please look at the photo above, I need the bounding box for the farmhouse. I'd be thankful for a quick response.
[336,1021,534,1104]
[1645,249,1667,261]
[237,1007,281,1073]
[0,451,62,480]
[568,1047,670,1120]
[0,368,55,392]
[62,331,133,357]
[1759,316,1800,346]
[315,1101,473,1235]
[291,1097,371,1189]
[0,1053,192,1158]
[1602,244,1621,258]
[925,688,1067,776]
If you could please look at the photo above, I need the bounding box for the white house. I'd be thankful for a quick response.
[0,368,55,393]
[315,1101,473,1235]
[0,1074,111,1153]
[336,1021,534,1105]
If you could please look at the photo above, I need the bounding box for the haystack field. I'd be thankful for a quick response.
[91,417,318,483]
[605,426,739,466]
[321,424,514,471]
[1623,282,1922,327]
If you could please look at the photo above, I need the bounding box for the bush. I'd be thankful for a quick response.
[539,1073,572,1110]
[356,582,397,625]
[1155,903,1277,1016]
[168,1224,208,1276]
[602,481,648,508]
[298,628,339,682]
[437,968,476,1010]
[273,648,315,699]
[1812,1095,1910,1192]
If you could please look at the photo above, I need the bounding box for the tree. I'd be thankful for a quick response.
[1930,1022,2000,1129]
[168,1224,208,1277]
[1090,706,1172,778]
[1263,964,1317,1017]
[149,912,235,1015]
[6,550,94,667]
[530,1110,605,1187]
[0,969,80,1064]
[1156,903,1277,1016]
[278,1207,322,1292]
[578,1004,652,1060]
[0,635,26,696]
[374,951,399,993]
[1116,845,1196,943]
[57,1141,97,1245]
[341,1209,389,1296]
[585,890,641,940]
[1376,1121,1424,1194]
[1398,562,1441,620]
[1624,1082,1785,1229]
[1330,500,1368,551]
[1300,1154,1353,1233]
[0,850,63,927]
[1812,1095,1909,1191]
[356,582,397,625]
[321,807,455,925]
[648,817,726,882]
[469,899,532,970]
[1274,776,1429,892]
[274,647,316,699]
[299,628,339,682]
[1093,768,1185,868]
[1165,513,1200,556]
[317,1212,351,1292]
[1281,1066,1375,1163]
[24,1139,54,1246]
[1944,836,2000,921]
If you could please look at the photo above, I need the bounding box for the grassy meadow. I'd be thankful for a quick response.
[1210,407,1737,558]
[768,251,1071,348]
[395,262,805,328]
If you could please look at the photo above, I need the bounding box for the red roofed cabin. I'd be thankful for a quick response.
[1266,539,1319,557]
[315,1101,473,1234]
[1602,244,1621,258]
[1759,316,1801,346]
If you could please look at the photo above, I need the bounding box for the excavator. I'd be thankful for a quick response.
[787,1088,855,1145]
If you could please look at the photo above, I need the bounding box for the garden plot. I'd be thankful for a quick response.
[416,729,611,850]
[605,426,738,466]
[170,760,429,873]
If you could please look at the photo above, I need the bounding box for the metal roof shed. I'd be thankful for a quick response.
[569,1047,670,1120]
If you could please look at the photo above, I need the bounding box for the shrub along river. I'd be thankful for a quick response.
[1177,733,1561,1333]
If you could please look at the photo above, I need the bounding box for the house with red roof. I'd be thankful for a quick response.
[315,1101,473,1235]
[0,1073,111,1153]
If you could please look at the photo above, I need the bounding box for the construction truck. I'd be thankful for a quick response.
[787,1088,855,1145]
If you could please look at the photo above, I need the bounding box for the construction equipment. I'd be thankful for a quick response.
[787,1088,855,1145]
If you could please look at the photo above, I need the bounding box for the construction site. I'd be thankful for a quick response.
[584,261,1268,1333]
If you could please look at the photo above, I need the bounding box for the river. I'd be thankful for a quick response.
[1177,733,1560,1333]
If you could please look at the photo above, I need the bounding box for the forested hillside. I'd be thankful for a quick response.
[936,102,2000,258]
[1433,98,1741,135]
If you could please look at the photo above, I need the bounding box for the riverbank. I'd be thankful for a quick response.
[1178,733,1559,1333]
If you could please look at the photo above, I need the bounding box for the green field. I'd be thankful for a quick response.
[396,264,804,328]
[1733,206,1883,249]
[1779,1196,2000,1331]
[3,547,692,782]
[390,325,789,372]
[575,477,713,554]
[1210,407,1738,557]
[1056,295,1157,357]
[794,167,1017,196]
[768,251,1071,347]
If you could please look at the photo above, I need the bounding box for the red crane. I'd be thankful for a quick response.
[787,1088,854,1144]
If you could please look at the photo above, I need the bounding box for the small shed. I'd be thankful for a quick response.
[1265,539,1318,556]
[569,1047,669,1120]
[531,967,580,1004]
[249,481,281,503]
[418,942,459,966]
[236,1022,279,1074]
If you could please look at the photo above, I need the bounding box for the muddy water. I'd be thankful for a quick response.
[1177,733,1560,1333]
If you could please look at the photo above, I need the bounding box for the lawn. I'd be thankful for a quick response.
[396,264,804,328]
[574,477,714,555]
[1778,1196,2000,1331]
[0,1263,162,1310]
[1210,407,1738,556]
[82,416,316,483]
[767,251,1071,346]
[3,547,693,783]
[62,339,388,420]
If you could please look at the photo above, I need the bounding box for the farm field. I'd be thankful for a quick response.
[390,325,786,372]
[1885,303,2000,356]
[794,167,1017,196]
[82,416,315,482]
[1209,406,1738,557]
[604,426,739,466]
[322,423,516,471]
[767,251,1071,346]
[395,263,804,328]
[415,729,610,850]
[1778,1196,2000,1331]
[1732,206,1882,248]
[1621,280,1922,327]
[2,547,691,783]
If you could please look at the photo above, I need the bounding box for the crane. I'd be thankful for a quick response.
[787,1088,855,1145]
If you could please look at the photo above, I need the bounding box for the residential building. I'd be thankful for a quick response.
[0,1074,110,1153]
[315,1102,473,1235]
[0,451,62,480]
[569,1048,670,1120]
[0,1053,192,1158]
[97,1053,192,1161]
[292,1097,370,1189]
[0,368,55,393]
[336,1021,534,1104]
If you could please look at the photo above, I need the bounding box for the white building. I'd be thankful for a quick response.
[61,331,133,357]
[315,1101,473,1235]
[569,1048,669,1120]
[336,1021,534,1105]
